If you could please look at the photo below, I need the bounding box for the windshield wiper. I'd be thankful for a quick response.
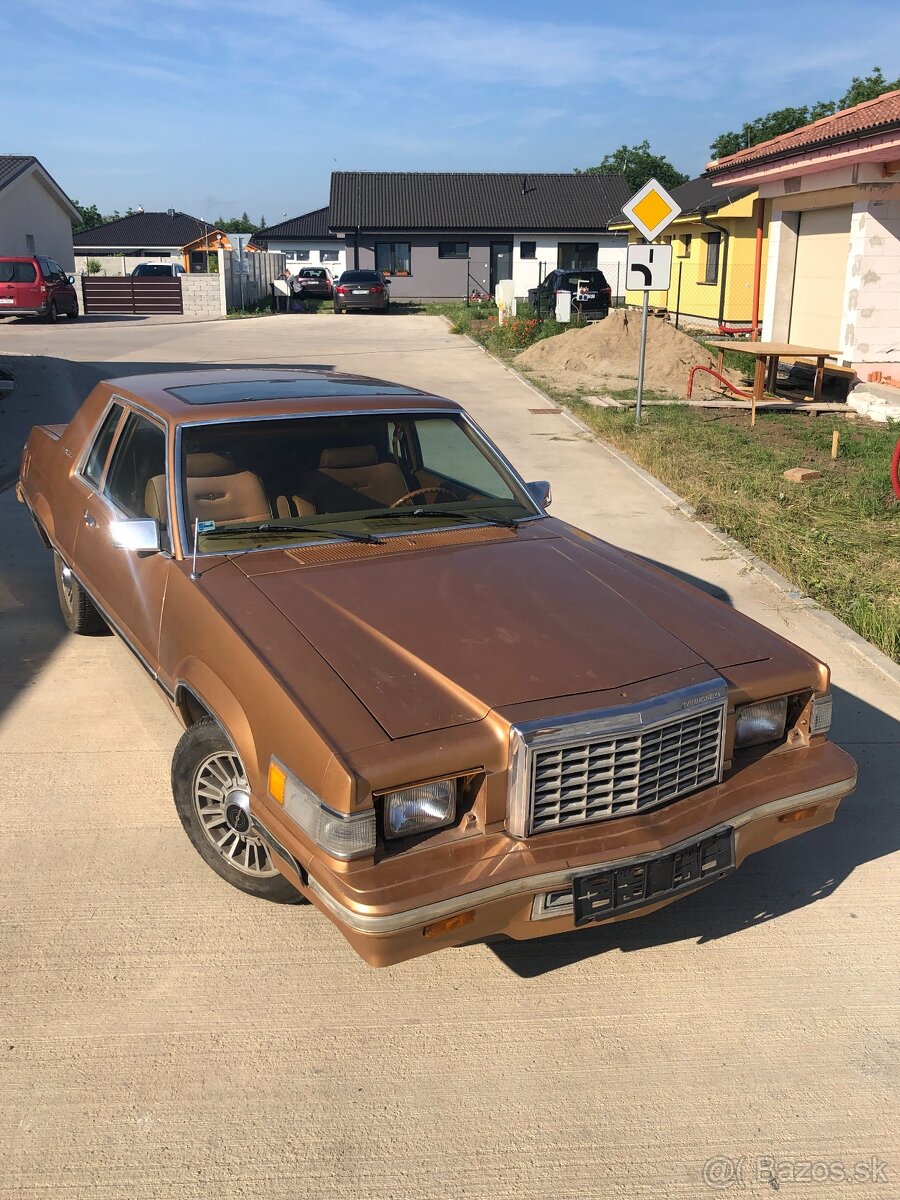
[202,522,385,545]
[374,507,520,529]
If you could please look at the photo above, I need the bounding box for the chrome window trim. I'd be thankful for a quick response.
[306,774,856,936]
[75,396,127,490]
[172,407,544,560]
[507,678,729,838]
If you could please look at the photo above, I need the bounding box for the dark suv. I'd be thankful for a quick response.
[528,268,611,319]
[0,256,79,321]
[333,270,389,313]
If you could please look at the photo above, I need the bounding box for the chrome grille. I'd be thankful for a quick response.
[508,681,728,838]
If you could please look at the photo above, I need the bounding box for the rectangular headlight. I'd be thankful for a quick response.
[810,693,833,735]
[268,759,375,860]
[384,779,457,839]
[734,698,788,749]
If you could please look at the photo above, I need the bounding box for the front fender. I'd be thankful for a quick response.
[173,659,261,788]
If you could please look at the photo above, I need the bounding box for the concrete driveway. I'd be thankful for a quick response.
[1,314,897,1199]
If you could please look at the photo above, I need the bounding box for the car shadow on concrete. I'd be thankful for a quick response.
[0,355,339,726]
[489,683,892,978]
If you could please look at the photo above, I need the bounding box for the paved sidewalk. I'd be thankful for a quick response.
[0,314,897,1200]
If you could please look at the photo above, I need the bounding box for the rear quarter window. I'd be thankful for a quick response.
[0,261,37,283]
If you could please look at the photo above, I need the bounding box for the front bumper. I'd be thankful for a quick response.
[260,741,857,967]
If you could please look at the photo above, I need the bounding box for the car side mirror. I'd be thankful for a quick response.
[67,275,75,284]
[109,518,161,553]
[526,480,552,509]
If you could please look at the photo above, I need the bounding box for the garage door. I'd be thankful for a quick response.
[789,206,852,347]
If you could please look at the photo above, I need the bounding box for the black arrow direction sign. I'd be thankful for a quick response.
[632,249,654,286]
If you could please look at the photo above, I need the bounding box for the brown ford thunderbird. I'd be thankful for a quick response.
[17,370,856,965]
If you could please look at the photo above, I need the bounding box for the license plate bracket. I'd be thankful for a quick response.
[572,828,735,927]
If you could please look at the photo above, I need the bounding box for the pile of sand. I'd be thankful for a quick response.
[515,309,721,396]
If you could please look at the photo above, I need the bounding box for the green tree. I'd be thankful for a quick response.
[577,141,689,193]
[71,202,105,234]
[710,65,900,160]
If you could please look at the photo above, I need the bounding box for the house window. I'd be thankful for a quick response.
[321,248,338,262]
[375,242,411,275]
[25,233,35,254]
[558,242,598,270]
[291,249,310,262]
[703,232,721,283]
[438,241,468,258]
[520,241,536,259]
[678,233,692,258]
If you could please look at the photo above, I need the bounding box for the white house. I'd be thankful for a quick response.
[251,207,345,275]
[0,155,80,270]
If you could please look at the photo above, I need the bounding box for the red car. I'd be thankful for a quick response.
[0,255,79,321]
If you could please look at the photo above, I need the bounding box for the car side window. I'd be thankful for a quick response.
[104,411,167,523]
[82,402,125,487]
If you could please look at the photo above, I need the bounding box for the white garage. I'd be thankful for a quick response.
[788,205,853,348]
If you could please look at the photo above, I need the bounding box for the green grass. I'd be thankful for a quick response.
[559,399,900,662]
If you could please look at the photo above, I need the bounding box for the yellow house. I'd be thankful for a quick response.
[611,176,770,330]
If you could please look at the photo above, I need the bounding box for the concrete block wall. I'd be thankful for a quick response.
[181,274,223,318]
[843,194,900,374]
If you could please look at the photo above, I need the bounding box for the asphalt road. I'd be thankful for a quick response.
[1,313,897,1199]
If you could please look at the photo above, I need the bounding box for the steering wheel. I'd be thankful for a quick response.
[389,486,458,508]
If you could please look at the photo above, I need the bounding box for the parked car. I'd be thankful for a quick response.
[333,269,389,313]
[131,263,186,277]
[17,369,856,966]
[292,266,333,300]
[528,268,612,319]
[0,255,79,321]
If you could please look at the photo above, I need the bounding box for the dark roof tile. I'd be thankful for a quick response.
[329,172,630,231]
[251,206,336,243]
[73,211,216,248]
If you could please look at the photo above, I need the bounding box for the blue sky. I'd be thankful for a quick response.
[4,0,899,224]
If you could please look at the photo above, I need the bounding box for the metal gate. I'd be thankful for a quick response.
[82,276,183,315]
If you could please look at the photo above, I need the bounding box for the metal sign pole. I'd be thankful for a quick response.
[636,290,649,425]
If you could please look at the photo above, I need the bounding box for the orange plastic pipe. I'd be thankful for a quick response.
[751,199,764,341]
[686,365,753,400]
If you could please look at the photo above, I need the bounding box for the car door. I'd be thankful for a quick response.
[73,407,172,674]
[47,259,76,312]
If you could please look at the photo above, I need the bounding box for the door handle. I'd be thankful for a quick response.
[82,509,96,527]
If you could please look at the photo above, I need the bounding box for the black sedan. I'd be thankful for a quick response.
[333,270,389,313]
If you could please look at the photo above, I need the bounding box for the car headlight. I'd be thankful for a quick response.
[268,760,375,860]
[383,779,457,839]
[734,698,788,749]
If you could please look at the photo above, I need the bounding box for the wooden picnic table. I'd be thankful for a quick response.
[705,340,839,425]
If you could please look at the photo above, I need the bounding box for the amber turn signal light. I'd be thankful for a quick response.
[268,761,287,804]
[423,910,475,938]
[778,805,820,823]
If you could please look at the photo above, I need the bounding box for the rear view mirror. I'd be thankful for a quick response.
[109,518,160,553]
[526,480,552,509]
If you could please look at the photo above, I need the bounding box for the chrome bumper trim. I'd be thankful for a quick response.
[307,774,856,936]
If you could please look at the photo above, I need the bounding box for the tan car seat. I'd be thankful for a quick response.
[144,452,271,528]
[301,445,409,511]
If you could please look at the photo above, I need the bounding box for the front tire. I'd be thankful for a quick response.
[171,718,302,903]
[67,302,79,320]
[53,552,107,635]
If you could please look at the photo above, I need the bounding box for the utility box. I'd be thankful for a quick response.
[555,289,572,323]
[494,279,516,325]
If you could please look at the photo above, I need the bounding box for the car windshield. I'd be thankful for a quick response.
[0,261,37,283]
[339,271,380,283]
[299,268,327,278]
[135,264,171,276]
[179,412,538,552]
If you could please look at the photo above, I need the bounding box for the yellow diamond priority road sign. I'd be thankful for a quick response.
[621,177,681,242]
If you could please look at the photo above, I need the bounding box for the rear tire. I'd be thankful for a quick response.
[171,718,303,903]
[47,301,59,323]
[53,552,107,635]
[333,304,343,314]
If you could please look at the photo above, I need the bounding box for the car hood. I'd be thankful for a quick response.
[236,527,788,740]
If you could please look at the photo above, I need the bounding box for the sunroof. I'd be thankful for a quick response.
[166,379,421,405]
